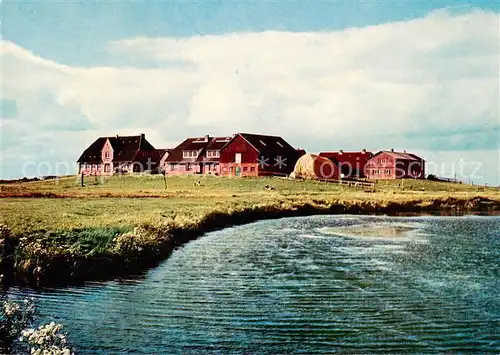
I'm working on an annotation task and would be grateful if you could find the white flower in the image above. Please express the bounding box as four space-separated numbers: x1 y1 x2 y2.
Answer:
3 300 21 316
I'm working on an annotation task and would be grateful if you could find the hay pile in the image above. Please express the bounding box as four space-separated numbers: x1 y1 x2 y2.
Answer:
291 154 339 180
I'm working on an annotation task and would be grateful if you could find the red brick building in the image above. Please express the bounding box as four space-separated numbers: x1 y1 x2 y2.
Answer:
163 135 232 175
319 149 373 178
77 134 160 175
219 133 302 177
365 150 425 179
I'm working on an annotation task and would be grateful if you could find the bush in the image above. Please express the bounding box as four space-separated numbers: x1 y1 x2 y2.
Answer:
0 298 36 352
20 322 72 355
0 299 73 354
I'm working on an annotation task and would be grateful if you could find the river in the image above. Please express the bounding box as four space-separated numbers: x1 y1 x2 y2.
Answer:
8 215 500 354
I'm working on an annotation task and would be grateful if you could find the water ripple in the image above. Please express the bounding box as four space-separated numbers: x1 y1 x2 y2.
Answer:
8 215 500 354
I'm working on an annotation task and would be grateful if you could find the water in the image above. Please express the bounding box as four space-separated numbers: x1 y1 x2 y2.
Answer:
8 215 500 354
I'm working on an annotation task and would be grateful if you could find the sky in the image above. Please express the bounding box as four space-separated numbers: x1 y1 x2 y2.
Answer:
1 0 499 184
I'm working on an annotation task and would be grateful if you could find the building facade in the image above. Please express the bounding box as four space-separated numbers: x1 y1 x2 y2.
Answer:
77 134 160 175
319 150 373 178
219 133 303 177
365 150 425 179
163 135 232 175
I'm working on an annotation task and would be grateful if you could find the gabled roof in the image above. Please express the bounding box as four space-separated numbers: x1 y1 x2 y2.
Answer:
206 136 232 151
370 150 424 161
77 134 157 163
157 148 172 160
319 151 373 166
223 133 299 158
110 135 155 162
77 137 108 164
166 136 232 163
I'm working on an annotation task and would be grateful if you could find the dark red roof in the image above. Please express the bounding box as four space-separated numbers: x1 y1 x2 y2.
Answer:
319 151 373 167
206 137 232 150
370 150 424 162
77 134 158 163
226 133 299 158
157 149 172 159
77 137 108 164
166 136 232 163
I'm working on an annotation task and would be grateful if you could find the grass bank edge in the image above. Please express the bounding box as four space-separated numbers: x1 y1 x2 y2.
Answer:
3 195 499 287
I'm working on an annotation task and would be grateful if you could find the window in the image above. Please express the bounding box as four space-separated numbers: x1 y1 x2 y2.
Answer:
104 164 110 172
207 150 220 158
105 151 110 159
183 151 198 158
235 153 242 163
250 167 256 172
243 167 248 172
229 167 233 172
92 164 97 170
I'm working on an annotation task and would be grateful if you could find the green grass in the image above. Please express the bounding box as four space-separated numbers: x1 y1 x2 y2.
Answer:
1 174 498 234
1 174 498 285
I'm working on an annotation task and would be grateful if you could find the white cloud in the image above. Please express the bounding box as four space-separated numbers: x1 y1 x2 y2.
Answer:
1 8 499 183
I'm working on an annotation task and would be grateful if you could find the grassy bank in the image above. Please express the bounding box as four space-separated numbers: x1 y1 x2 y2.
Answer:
0 175 499 286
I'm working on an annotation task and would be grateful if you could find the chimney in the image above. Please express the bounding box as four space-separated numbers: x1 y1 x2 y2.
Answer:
116 134 119 138
404 149 407 153
339 149 344 154
391 148 394 152
205 134 210 142
140 133 145 140
362 149 366 153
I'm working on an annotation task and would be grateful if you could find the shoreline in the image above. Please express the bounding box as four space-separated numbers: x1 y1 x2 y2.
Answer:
1 196 499 288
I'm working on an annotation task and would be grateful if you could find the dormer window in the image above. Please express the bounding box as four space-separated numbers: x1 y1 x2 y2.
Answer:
207 150 220 158
183 151 198 158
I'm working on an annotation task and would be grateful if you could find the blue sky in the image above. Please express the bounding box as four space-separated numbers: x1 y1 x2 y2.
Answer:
4 0 498 66
2 0 499 183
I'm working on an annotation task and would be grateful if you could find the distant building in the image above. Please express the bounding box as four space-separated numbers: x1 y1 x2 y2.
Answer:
164 135 232 175
219 133 302 177
77 134 160 175
319 149 373 178
365 150 425 179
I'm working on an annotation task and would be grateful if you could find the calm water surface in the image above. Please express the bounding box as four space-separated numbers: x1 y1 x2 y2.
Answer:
9 215 500 354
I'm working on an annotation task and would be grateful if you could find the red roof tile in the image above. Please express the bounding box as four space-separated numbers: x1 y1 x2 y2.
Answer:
166 136 232 163
77 134 158 163
319 151 373 167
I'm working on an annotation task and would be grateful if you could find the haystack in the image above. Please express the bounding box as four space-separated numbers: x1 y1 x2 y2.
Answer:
292 154 339 180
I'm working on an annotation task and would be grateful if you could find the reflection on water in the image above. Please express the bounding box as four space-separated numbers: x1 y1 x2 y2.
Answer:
8 215 500 354
321 221 430 242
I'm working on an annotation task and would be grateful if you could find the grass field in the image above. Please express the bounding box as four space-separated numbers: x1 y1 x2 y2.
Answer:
0 174 498 286
1 174 498 233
